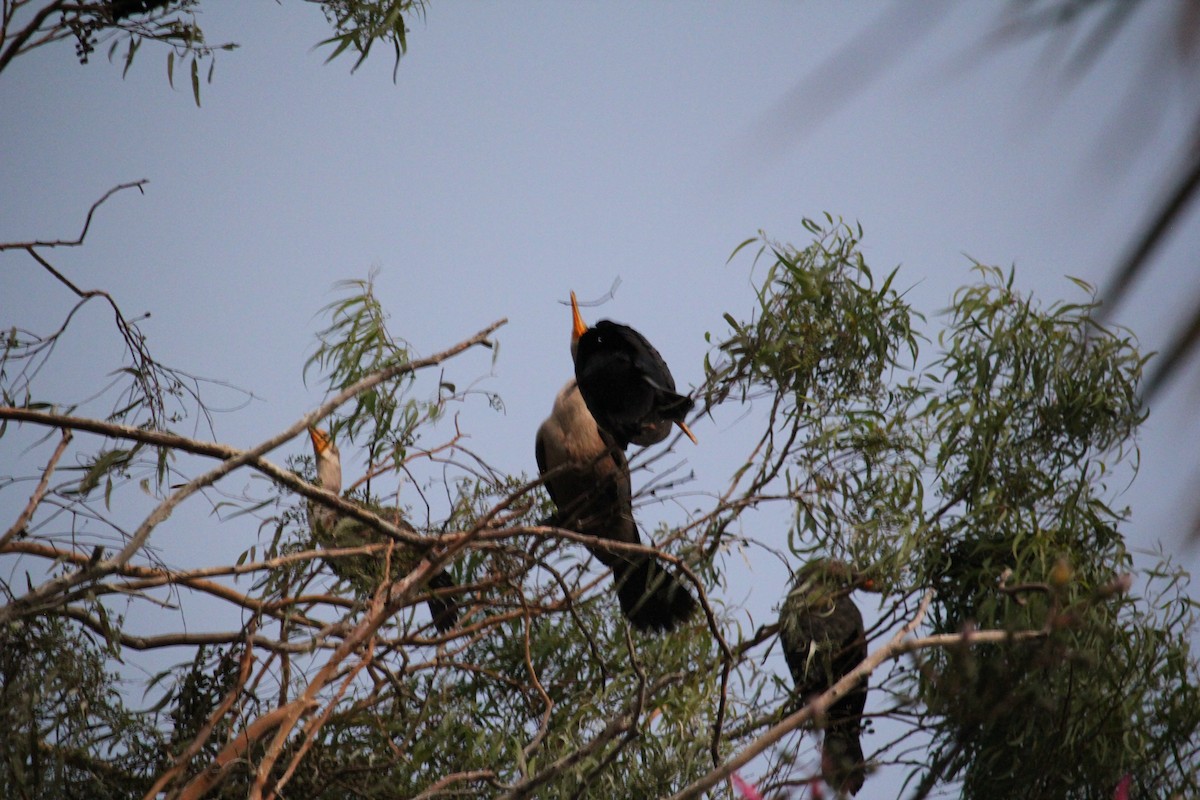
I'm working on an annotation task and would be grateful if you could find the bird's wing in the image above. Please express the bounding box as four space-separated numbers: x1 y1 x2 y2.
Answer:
622 327 678 393
780 595 854 692
534 425 560 507
535 427 548 475
596 425 622 454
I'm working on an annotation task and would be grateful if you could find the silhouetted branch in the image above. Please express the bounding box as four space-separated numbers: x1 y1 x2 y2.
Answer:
0 180 148 251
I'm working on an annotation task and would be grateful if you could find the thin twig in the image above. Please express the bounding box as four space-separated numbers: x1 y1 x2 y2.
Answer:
0 428 71 547
0 180 147 251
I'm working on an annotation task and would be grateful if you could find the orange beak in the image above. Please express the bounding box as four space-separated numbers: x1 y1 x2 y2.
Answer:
570 291 588 342
677 420 698 445
308 426 330 454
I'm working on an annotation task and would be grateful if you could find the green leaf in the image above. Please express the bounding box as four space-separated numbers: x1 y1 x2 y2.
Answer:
190 57 200 107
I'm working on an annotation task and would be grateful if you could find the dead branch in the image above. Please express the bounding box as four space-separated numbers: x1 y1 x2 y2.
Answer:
0 428 71 547
0 180 148 251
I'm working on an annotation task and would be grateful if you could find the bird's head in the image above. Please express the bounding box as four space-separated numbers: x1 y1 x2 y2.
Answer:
791 558 875 602
308 426 337 457
308 426 342 492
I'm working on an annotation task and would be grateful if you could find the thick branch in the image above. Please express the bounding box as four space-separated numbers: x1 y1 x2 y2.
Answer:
409 770 499 800
249 547 438 800
55 605 323 654
174 699 316 800
0 0 67 75
0 409 426 547
2 539 335 627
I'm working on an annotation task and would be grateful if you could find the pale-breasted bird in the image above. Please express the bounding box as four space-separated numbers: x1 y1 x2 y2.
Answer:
308 427 459 633
535 380 696 632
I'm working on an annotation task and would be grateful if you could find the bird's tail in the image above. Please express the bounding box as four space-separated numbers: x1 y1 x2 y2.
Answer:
426 569 460 634
612 556 697 633
821 720 866 796
658 388 695 421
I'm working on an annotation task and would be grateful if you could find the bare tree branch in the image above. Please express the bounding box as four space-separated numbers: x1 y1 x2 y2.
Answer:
0 427 70 547
0 180 148 251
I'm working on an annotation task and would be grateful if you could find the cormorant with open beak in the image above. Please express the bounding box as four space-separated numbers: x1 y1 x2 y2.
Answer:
778 559 871 796
536 380 697 632
308 427 459 633
570 291 698 449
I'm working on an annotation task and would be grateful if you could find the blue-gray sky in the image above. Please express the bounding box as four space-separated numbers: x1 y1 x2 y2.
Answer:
2 1 1198 794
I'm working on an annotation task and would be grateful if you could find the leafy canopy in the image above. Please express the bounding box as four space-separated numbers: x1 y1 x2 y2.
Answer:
3 212 1197 798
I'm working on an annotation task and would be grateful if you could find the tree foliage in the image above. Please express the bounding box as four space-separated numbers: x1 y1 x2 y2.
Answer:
4 204 1197 798
0 1 424 102
2 7 1199 799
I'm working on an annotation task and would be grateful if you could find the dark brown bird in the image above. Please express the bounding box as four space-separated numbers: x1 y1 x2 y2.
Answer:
536 380 696 632
778 559 871 795
570 291 698 449
308 427 459 633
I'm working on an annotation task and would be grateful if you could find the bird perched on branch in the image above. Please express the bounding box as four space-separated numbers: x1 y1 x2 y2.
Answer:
778 559 872 796
536 380 697 632
307 427 459 633
570 291 697 449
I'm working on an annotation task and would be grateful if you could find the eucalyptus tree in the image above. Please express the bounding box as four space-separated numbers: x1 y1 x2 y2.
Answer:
2 3 1198 797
